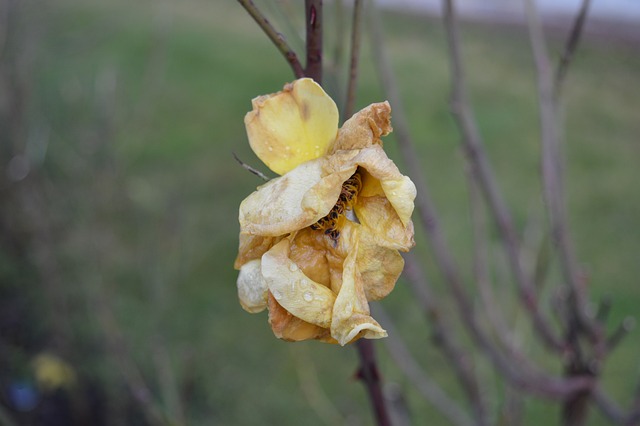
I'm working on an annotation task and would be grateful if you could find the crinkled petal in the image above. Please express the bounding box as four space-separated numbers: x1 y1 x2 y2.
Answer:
267 293 332 342
355 195 415 251
352 145 417 227
332 102 392 152
330 227 387 345
244 78 339 175
262 239 336 329
237 259 268 313
289 228 332 287
357 230 405 301
239 157 355 237
234 233 281 269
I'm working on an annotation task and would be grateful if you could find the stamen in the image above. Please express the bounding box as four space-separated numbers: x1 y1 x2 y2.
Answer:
308 170 362 242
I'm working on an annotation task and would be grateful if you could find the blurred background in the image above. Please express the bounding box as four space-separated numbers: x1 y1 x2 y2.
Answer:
1 0 639 424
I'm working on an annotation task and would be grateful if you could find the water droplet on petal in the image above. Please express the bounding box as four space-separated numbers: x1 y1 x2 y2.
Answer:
272 290 283 300
289 263 298 272
300 279 309 288
303 292 313 302
268 146 273 152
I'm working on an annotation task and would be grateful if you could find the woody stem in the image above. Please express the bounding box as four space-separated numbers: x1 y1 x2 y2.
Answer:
356 339 392 426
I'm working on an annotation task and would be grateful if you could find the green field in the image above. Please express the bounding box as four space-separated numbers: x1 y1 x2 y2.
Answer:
1 0 639 424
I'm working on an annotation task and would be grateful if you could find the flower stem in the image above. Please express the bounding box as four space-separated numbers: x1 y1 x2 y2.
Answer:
355 339 392 426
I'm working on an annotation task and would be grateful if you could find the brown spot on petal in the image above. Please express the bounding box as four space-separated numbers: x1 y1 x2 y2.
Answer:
300 100 310 121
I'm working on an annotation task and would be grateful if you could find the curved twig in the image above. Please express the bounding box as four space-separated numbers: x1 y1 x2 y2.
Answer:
374 305 474 426
237 0 305 78
554 0 592 98
442 0 565 353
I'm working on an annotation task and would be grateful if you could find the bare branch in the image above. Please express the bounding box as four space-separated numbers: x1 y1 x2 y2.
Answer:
605 316 636 353
593 387 627 424
369 10 490 423
290 346 345 426
370 0 591 405
343 0 363 120
554 0 592 98
232 152 270 181
305 0 323 82
441 0 565 352
402 253 489 424
237 0 305 78
355 339 393 426
374 305 474 426
523 0 600 344
467 167 516 350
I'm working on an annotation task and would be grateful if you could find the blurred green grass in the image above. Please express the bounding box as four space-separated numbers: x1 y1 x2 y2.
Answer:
2 0 639 424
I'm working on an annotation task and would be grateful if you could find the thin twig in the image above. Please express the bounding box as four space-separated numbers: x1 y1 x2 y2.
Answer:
467 165 517 350
442 0 565 353
237 0 305 78
290 346 345 426
343 0 363 120
402 252 488 424
355 339 392 426
524 0 600 345
369 9 490 423
305 0 323 82
372 0 594 402
374 305 474 426
605 316 636 353
233 152 270 181
592 386 627 424
554 0 592 98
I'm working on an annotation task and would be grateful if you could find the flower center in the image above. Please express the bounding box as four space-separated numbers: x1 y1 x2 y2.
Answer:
310 170 362 241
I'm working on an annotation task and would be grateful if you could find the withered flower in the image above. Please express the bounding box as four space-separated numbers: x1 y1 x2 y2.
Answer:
235 78 415 345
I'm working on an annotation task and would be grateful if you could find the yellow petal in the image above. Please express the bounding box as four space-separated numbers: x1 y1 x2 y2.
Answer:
261 239 336 329
332 101 392 152
237 259 268 313
239 157 355 237
355 195 415 251
245 78 339 175
353 145 417 227
330 227 387 345
234 233 281 269
357 229 405 301
267 293 332 342
289 228 332 287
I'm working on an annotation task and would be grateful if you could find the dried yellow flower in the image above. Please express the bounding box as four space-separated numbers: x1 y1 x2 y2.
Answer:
235 78 416 345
